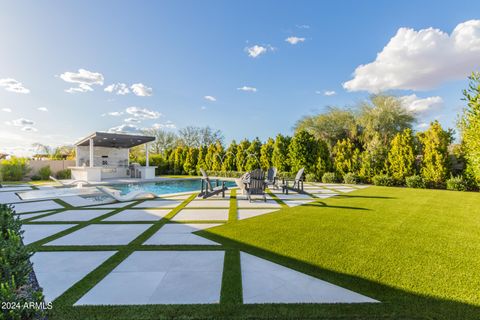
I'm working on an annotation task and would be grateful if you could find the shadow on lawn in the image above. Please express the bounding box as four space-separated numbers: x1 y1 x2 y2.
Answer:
194 230 480 320
300 201 370 211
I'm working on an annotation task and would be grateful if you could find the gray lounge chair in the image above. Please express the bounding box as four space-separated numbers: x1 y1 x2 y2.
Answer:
245 169 267 202
198 168 228 199
50 176 91 187
282 168 305 194
265 167 278 189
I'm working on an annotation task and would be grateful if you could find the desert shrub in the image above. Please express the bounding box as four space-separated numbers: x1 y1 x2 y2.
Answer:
305 173 317 182
0 157 30 181
38 166 52 180
372 174 395 186
405 175 425 188
343 172 359 184
446 176 468 191
56 169 71 180
322 172 338 183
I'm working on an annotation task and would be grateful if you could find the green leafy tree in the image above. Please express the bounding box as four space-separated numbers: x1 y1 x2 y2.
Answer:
260 138 275 170
418 121 453 187
211 140 224 171
288 130 319 174
221 140 237 171
271 134 291 172
459 72 480 184
183 147 199 175
244 138 262 171
172 146 186 174
358 94 415 145
235 139 250 172
295 107 358 148
358 133 388 181
387 128 416 182
332 138 360 176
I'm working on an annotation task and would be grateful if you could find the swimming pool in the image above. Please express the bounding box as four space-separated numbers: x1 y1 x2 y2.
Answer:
110 179 237 196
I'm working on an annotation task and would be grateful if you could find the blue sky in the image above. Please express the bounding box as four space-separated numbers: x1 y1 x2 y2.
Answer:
1 0 480 155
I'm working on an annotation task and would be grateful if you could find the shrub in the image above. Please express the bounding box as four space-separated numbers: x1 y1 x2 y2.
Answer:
38 166 52 180
405 175 425 189
30 175 41 181
0 157 30 181
56 169 71 179
372 174 395 186
305 173 317 182
446 176 468 191
343 173 359 184
322 172 337 183
0 204 46 319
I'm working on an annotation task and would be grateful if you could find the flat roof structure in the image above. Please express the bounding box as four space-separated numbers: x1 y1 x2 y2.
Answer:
75 132 155 149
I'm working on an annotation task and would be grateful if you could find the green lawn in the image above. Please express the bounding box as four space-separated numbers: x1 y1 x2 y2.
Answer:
198 186 480 319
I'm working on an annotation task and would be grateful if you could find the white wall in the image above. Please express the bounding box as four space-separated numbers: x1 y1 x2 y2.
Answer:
76 146 129 168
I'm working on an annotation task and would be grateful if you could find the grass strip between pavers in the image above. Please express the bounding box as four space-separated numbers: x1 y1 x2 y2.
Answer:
265 189 288 208
228 189 237 222
52 193 197 306
220 249 243 304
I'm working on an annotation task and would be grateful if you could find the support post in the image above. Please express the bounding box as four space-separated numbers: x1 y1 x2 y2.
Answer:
75 146 79 166
145 143 149 167
89 138 94 168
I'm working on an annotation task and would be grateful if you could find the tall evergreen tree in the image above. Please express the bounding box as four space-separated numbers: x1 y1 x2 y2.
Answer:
222 140 237 171
288 130 319 174
236 139 250 172
260 138 275 170
211 140 224 171
183 147 199 175
196 146 207 173
359 133 388 180
387 128 416 182
244 138 262 171
272 134 291 172
460 72 480 184
315 139 331 179
418 121 453 187
332 138 360 176
204 144 217 170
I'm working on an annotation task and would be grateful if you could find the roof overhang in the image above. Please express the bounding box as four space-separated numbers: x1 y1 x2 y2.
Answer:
74 132 155 148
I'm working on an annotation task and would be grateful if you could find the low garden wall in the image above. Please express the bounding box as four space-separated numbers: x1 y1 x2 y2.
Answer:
27 160 75 177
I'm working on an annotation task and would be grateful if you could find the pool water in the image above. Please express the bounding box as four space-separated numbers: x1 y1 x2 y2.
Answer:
111 179 236 196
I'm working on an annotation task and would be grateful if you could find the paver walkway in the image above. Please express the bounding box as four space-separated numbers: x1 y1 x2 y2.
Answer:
2 182 378 306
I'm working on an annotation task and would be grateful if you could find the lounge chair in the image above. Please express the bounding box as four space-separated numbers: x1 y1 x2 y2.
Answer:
265 167 278 189
281 168 305 194
198 168 228 199
245 169 267 202
50 176 91 187
96 186 156 202
234 172 251 195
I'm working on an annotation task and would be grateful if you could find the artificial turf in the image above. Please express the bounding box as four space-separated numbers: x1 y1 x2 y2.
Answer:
199 186 480 319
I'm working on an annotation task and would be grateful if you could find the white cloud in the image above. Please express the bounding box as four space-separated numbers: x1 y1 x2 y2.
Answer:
245 45 274 58
237 86 257 92
400 94 444 114
125 106 161 119
323 90 336 96
130 83 153 97
285 36 305 45
343 20 480 92
1 108 12 112
8 118 35 127
204 95 217 102
21 126 38 132
37 107 48 112
105 83 130 95
152 121 176 129
60 69 104 93
124 117 141 123
103 111 124 117
108 124 139 134
0 78 30 94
